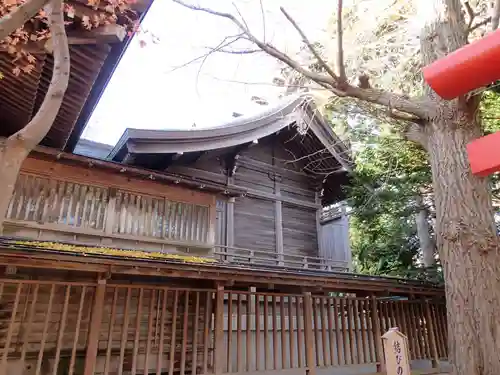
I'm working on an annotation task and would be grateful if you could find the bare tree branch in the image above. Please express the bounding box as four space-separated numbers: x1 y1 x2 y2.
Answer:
232 2 250 33
403 122 428 150
492 0 500 31
464 1 475 30
166 33 244 74
336 0 347 83
259 0 266 41
172 0 436 120
469 17 492 33
12 0 70 148
279 7 339 82
0 0 49 42
171 0 338 85
218 48 261 54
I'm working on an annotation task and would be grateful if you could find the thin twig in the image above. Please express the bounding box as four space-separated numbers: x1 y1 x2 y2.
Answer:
172 0 341 88
280 7 339 82
216 48 261 54
165 33 243 74
469 17 491 33
336 0 347 83
171 0 435 120
259 0 266 41
464 1 475 30
232 2 250 33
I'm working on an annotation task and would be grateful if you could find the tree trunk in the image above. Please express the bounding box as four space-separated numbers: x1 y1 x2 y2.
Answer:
415 194 436 268
0 0 69 234
0 139 31 232
427 117 500 375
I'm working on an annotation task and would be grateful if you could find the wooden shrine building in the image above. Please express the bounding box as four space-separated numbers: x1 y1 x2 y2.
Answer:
0 13 448 374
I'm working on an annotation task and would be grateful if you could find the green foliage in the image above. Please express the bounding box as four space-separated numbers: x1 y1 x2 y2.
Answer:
346 123 435 280
344 90 500 283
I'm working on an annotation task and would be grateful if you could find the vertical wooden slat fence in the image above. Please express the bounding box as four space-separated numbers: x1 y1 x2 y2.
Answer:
0 279 447 375
218 292 448 374
0 280 216 375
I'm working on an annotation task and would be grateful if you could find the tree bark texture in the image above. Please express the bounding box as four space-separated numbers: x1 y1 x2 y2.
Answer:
427 117 500 375
419 2 500 374
0 140 31 231
415 194 436 268
0 0 69 233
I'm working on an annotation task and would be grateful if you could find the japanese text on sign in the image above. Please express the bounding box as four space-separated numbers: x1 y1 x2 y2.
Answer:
382 328 410 375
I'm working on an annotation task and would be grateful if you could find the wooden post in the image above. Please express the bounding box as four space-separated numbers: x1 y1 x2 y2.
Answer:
83 278 107 375
249 286 256 314
425 300 440 368
208 204 217 244
225 197 235 262
314 191 323 263
371 296 385 373
303 292 316 375
214 284 225 375
275 200 284 266
104 188 117 234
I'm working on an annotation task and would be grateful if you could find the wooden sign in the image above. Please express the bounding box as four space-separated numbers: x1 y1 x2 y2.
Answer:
382 327 411 375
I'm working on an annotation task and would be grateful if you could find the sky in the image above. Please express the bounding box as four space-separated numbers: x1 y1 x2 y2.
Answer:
81 0 335 146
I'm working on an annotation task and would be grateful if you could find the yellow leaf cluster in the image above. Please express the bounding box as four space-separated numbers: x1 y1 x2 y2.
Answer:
13 240 217 264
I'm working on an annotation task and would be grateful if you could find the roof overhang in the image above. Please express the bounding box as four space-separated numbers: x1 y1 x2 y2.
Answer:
105 95 353 204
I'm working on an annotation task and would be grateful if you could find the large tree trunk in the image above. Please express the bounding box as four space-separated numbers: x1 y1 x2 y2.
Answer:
0 0 69 233
420 2 500 373
0 139 32 230
427 117 500 375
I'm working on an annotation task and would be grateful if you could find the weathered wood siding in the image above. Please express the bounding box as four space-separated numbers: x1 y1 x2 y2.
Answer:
168 136 322 263
319 206 351 270
234 197 276 254
282 204 318 259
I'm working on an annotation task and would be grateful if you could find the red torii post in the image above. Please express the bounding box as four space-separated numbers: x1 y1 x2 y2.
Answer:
423 29 500 176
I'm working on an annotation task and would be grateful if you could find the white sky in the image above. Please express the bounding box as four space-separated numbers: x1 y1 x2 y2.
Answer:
81 0 335 146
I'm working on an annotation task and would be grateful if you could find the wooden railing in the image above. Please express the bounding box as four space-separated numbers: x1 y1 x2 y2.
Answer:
214 245 349 272
5 172 348 272
5 173 214 249
217 291 447 374
0 277 447 375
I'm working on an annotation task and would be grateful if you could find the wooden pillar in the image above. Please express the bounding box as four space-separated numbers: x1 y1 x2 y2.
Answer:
314 192 323 267
83 278 107 375
249 286 256 314
226 197 235 262
303 292 316 375
208 204 217 244
274 176 284 266
271 140 284 266
226 197 235 248
275 199 284 265
371 296 385 373
104 188 117 235
425 300 440 368
214 284 225 375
